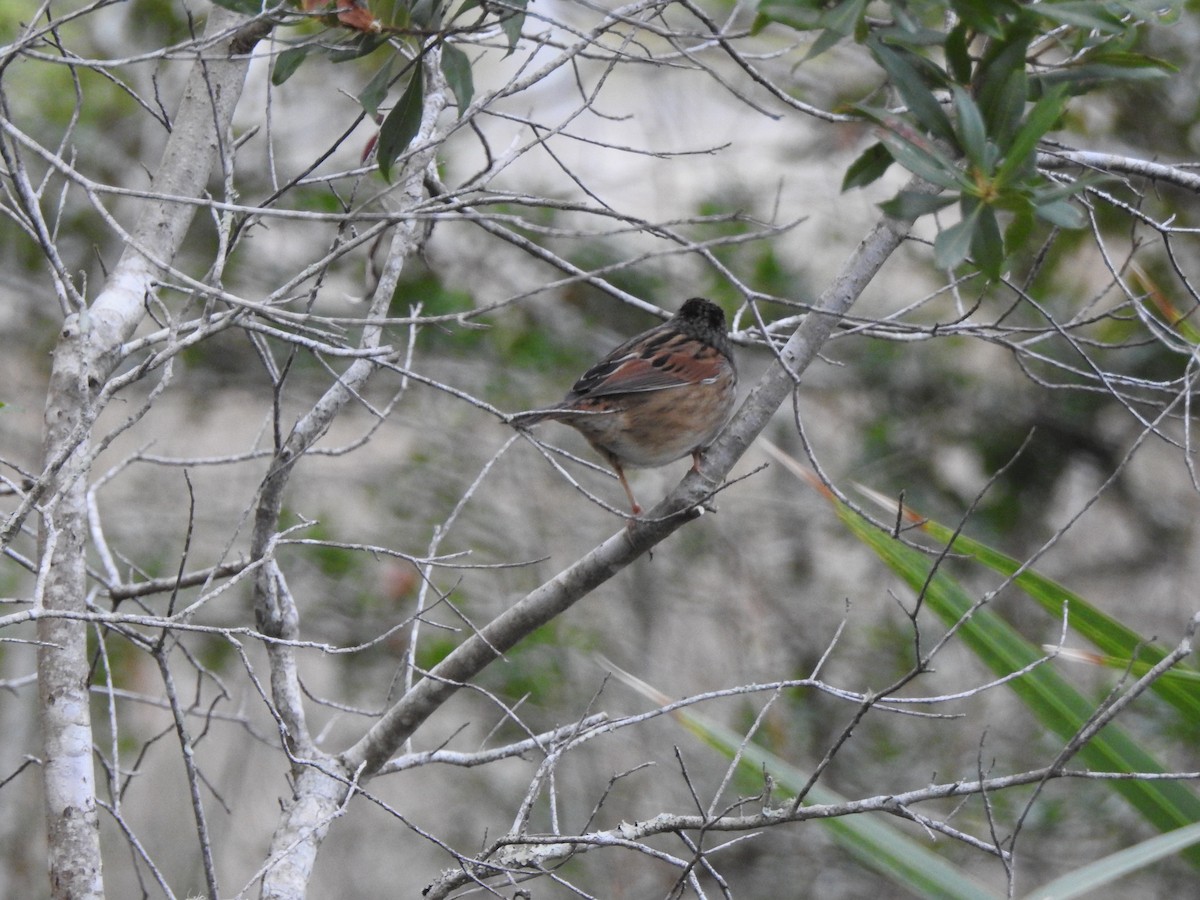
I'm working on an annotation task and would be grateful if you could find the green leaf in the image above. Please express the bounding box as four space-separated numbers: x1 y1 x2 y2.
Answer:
970 205 1004 278
804 24 849 60
753 1 823 34
841 142 894 191
328 33 390 63
1033 62 1172 91
822 491 1200 858
377 68 425 181
975 33 1032 149
950 0 1018 36
440 44 474 118
885 501 1200 731
1031 0 1126 33
611 666 1001 900
868 38 956 145
370 0 406 27
1075 48 1176 73
1056 649 1200 684
1074 49 1178 74
1030 177 1099 204
876 129 966 191
995 86 1067 186
1035 198 1085 229
357 56 396 117
803 0 867 59
499 0 528 56
952 85 988 169
933 204 980 271
271 46 310 86
944 23 972 84
820 0 867 32
873 22 952 48
449 0 482 22
1027 822 1200 900
209 0 263 14
878 190 956 221
410 0 442 29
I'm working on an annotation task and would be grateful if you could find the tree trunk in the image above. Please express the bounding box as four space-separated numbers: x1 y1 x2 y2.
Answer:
35 10 260 897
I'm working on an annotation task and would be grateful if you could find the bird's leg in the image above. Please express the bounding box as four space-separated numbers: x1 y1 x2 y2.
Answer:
690 449 704 472
613 462 642 516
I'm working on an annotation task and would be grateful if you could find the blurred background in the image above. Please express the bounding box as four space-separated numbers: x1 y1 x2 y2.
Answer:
2 0 1200 896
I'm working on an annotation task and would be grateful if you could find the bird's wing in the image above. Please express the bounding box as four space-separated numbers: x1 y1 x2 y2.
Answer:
568 337 721 399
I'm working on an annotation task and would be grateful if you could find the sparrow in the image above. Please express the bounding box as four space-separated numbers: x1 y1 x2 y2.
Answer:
511 297 737 515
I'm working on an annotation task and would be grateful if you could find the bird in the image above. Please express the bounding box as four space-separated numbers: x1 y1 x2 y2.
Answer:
510 297 738 516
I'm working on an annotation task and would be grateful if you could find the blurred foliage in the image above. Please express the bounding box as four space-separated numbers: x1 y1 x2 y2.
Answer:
666 466 1200 887
87 631 145 698
758 0 1181 277
239 0 527 179
306 522 363 579
195 634 239 673
481 621 570 708
838 480 1200 860
414 632 458 671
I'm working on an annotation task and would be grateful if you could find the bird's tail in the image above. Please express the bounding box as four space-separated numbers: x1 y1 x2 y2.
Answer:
508 409 553 426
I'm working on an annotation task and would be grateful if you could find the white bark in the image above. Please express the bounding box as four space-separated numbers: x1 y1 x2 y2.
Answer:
36 9 258 898
256 47 450 900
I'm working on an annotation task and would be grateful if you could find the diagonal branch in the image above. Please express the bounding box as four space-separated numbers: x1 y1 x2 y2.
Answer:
338 188 922 777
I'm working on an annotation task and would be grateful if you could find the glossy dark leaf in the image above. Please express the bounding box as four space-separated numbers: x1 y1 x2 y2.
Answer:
751 0 822 34
804 25 849 60
949 0 1019 35
1033 1 1125 33
952 85 988 169
801 0 866 55
440 43 474 118
821 0 868 34
841 142 894 191
945 23 972 84
410 0 442 28
877 130 967 192
868 38 956 145
995 86 1067 185
970 205 1004 279
1035 198 1085 229
1033 61 1173 92
328 33 390 63
934 204 980 272
1080 49 1179 74
499 0 528 56
449 0 481 22
271 46 310 86
377 67 425 181
358 56 395 116
878 190 956 221
975 33 1032 149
